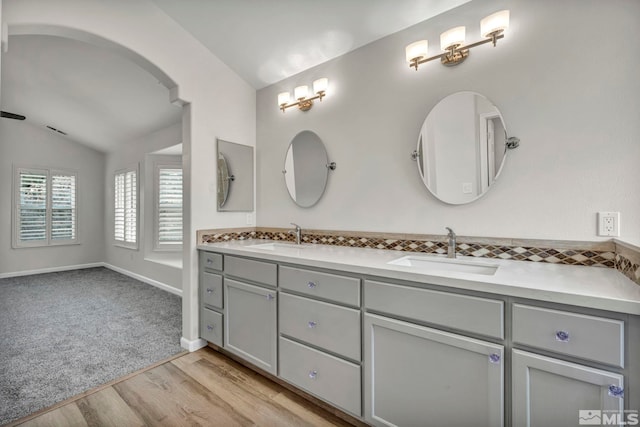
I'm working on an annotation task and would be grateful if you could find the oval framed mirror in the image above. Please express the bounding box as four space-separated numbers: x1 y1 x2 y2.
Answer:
283 130 333 207
415 91 510 205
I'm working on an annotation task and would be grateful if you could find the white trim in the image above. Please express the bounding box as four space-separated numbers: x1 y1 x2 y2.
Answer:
0 262 103 279
102 263 182 297
181 337 207 352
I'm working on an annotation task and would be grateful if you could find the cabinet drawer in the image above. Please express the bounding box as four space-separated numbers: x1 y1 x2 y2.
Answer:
279 266 360 307
200 307 223 347
280 293 361 361
200 272 223 309
279 337 361 416
365 280 504 339
199 251 223 271
512 304 624 367
225 255 277 288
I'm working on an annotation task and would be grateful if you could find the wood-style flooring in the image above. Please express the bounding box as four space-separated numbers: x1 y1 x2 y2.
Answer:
11 347 355 427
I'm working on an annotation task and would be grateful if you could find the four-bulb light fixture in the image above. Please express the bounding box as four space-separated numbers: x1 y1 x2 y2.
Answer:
406 10 510 70
278 78 328 112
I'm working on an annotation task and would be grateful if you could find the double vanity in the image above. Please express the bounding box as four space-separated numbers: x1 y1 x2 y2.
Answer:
197 239 640 426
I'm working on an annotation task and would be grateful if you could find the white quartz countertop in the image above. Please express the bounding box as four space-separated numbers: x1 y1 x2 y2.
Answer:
197 240 640 315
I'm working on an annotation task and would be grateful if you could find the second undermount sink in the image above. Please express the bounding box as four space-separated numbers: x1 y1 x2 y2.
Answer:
247 242 306 252
388 255 499 276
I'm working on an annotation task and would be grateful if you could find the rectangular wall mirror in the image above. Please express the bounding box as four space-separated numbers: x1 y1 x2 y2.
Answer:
217 139 254 212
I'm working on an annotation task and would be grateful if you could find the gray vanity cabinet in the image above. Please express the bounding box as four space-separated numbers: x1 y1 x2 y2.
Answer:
512 350 624 427
511 304 627 427
199 251 224 346
197 248 638 427
224 278 278 375
364 313 504 427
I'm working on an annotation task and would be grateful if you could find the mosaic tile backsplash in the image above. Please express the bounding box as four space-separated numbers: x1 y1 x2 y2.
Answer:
199 227 640 285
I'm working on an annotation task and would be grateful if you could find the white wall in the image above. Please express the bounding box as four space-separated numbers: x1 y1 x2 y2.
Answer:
2 0 256 345
0 119 105 274
105 123 182 291
256 0 640 246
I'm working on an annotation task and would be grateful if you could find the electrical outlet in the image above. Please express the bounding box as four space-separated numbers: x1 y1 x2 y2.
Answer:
246 213 254 225
597 212 620 237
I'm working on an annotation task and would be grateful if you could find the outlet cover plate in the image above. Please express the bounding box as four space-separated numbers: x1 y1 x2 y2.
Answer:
598 212 620 237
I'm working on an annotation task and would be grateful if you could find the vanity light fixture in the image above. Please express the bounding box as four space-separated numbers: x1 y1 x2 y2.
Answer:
406 10 509 70
278 78 328 112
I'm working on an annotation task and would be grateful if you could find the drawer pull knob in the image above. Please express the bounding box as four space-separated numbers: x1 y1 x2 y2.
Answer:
555 330 570 342
307 281 317 289
266 294 275 301
308 321 318 329
488 353 501 364
206 288 214 294
308 370 318 380
608 385 624 398
206 258 213 265
207 324 215 331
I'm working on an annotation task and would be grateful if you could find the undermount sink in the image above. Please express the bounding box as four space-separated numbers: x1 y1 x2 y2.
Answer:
388 255 499 276
247 242 306 251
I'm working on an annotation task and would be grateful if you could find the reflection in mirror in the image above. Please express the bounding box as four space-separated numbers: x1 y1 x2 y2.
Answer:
283 130 332 208
416 91 508 204
217 152 232 207
217 139 254 211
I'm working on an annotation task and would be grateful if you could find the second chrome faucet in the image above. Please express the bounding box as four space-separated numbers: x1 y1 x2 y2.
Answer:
289 223 302 245
445 227 456 259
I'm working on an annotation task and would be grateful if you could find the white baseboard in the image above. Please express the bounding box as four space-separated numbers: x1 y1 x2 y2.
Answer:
181 337 207 352
102 263 182 297
0 262 103 279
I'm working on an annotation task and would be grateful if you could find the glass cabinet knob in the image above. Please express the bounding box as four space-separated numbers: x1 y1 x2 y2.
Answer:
308 370 318 380
608 385 624 398
206 288 214 294
207 324 215 331
555 330 570 343
307 281 317 289
308 321 318 328
488 353 501 364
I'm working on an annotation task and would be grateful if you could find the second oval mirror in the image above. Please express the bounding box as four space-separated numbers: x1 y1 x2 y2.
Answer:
283 130 332 208
416 92 508 205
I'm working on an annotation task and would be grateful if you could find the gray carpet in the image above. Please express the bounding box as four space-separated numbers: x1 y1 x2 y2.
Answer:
0 267 183 425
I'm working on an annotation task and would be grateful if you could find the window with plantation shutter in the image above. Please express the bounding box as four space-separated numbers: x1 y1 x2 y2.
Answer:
51 174 76 240
156 166 183 248
114 168 137 248
13 167 77 248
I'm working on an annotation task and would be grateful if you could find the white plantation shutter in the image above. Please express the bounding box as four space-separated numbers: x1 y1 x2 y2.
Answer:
51 174 76 240
157 167 183 245
114 169 137 246
114 173 125 241
18 170 47 243
14 168 77 247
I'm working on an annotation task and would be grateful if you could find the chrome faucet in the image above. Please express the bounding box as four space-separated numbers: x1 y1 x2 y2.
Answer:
289 223 302 245
445 227 456 259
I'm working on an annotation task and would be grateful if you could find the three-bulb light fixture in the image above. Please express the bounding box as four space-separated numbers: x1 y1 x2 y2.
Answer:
278 78 328 112
406 10 510 70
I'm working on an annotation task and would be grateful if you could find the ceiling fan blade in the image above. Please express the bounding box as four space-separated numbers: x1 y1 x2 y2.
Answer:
1 111 26 120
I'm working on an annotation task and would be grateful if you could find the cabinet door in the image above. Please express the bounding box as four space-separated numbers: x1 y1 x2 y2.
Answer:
224 278 277 374
512 349 624 427
364 313 504 427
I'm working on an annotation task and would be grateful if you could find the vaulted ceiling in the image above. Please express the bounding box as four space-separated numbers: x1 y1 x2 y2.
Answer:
0 0 469 152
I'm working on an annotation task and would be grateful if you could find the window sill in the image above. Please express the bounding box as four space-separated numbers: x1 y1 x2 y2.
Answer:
113 243 139 251
144 257 182 269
